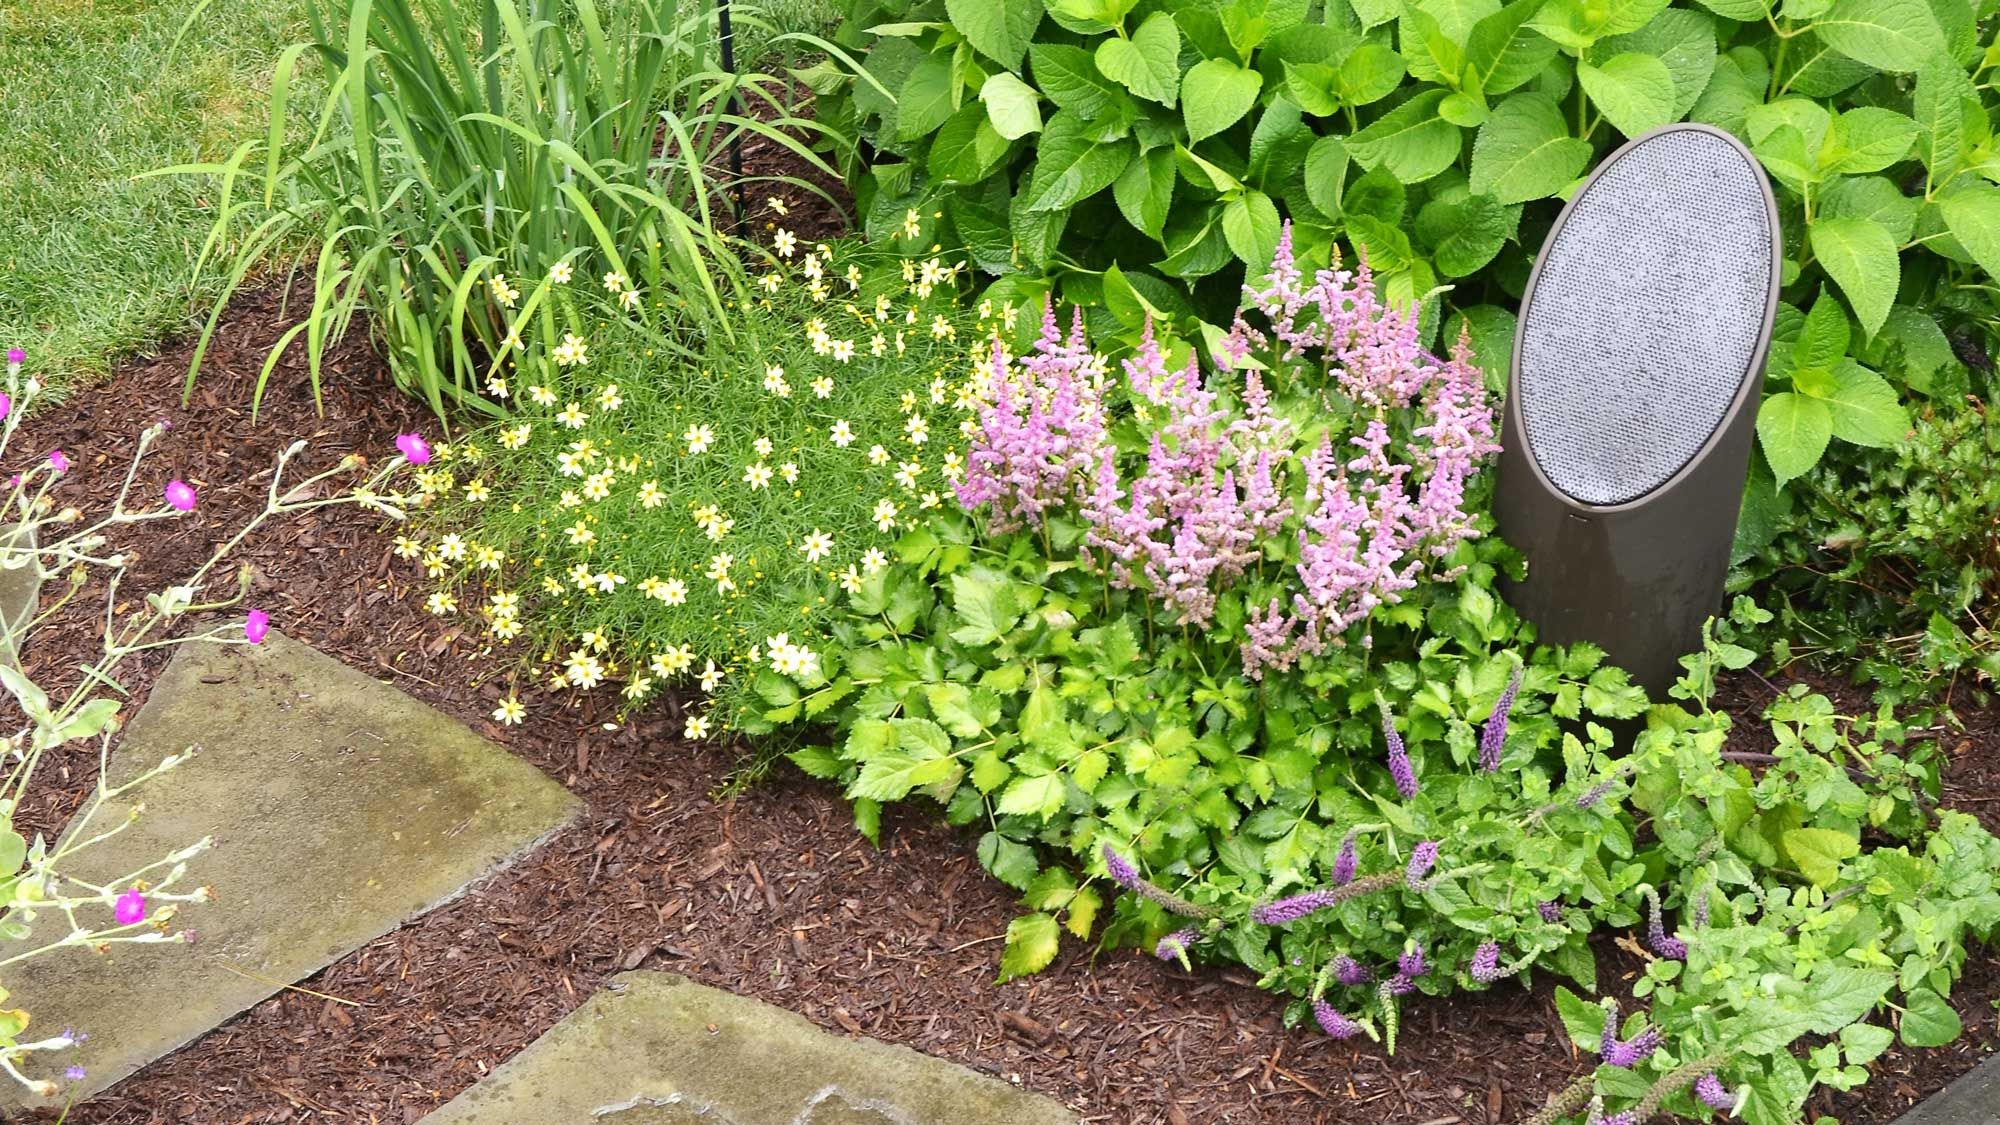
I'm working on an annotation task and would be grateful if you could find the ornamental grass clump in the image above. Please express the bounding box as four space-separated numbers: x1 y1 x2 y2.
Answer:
0 348 415 1096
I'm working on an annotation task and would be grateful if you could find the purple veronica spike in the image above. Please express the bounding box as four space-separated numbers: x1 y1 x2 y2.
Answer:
1577 778 1618 809
1332 831 1358 886
1693 888 1711 929
1603 1025 1663 1068
1470 941 1503 983
1646 888 1688 961
1251 888 1339 926
1600 1000 1621 1059
1695 1073 1734 1112
1387 940 1428 993
1312 999 1362 1039
1538 900 1563 924
1380 698 1418 800
1479 663 1523 772
1155 927 1199 963
1102 845 1140 890
1405 840 1439 889
1333 955 1372 986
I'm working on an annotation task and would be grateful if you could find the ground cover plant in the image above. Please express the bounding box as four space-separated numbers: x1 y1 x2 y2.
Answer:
178 0 852 416
0 0 303 386
0 346 414 1097
395 232 981 726
810 0 2000 555
713 240 2000 1124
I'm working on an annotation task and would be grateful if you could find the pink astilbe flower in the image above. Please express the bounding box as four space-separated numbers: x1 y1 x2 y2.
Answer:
958 312 1115 532
164 480 197 511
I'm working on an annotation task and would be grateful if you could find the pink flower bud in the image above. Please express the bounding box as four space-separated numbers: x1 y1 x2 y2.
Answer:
244 610 270 644
164 480 197 511
5 348 22 366
48 449 68 474
395 432 432 465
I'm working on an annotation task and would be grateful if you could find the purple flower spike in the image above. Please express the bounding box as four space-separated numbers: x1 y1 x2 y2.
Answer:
1577 778 1617 809
1470 940 1504 983
1380 698 1418 800
1332 831 1358 886
1406 840 1440 889
1696 1073 1734 1112
1389 940 1428 994
1102 844 1140 890
1603 1025 1663 1069
1312 999 1362 1040
1538 900 1563 924
1333 955 1372 986
113 888 146 926
1646 888 1688 961
64 1066 86 1083
1479 663 1523 772
1155 927 1199 963
1251 888 1339 926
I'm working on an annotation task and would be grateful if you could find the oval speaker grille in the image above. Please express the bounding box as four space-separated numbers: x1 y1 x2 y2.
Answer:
1517 127 1775 507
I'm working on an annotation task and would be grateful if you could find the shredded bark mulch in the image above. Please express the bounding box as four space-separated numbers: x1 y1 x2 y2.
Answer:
3 285 1994 1124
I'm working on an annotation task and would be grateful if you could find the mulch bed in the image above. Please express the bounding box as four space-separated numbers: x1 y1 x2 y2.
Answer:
3 283 1993 1124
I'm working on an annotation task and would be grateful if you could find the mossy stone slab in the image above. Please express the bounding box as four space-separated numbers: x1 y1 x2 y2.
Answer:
1 629 581 1108
420 972 1077 1125
1894 1052 2000 1124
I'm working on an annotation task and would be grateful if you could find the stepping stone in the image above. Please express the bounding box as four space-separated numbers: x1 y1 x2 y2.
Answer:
1894 1051 2000 1124
1 629 581 1108
420 971 1077 1125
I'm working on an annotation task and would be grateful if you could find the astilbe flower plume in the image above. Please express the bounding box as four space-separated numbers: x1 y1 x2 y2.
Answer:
1479 663 1523 772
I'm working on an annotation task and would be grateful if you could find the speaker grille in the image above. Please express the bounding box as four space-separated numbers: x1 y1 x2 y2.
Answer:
1517 128 1774 506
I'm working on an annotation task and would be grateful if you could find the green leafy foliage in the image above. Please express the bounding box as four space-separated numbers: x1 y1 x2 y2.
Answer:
814 0 1999 487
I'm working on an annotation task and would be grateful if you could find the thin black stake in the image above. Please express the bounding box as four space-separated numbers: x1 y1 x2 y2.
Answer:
717 0 747 228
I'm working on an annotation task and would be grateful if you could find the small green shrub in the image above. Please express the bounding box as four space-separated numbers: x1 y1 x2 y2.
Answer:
395 233 980 721
172 0 848 415
810 0 2000 492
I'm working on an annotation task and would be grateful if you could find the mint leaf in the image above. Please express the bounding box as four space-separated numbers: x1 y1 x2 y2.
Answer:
1782 826 1860 886
1899 987 1963 1047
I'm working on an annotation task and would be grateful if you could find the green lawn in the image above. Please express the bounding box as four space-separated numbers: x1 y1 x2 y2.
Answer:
0 0 305 385
0 0 841 388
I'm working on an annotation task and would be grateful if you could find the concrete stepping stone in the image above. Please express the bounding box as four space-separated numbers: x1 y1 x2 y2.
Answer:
1 629 581 1108
420 971 1077 1125
1894 1051 2000 1124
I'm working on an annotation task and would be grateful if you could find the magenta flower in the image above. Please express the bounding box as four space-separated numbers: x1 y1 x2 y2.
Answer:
5 347 22 366
244 610 270 644
0 393 11 421
164 480 197 511
395 432 433 465
113 888 146 925
48 449 68 474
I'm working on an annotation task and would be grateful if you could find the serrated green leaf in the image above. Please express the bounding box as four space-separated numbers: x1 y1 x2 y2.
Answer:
1096 12 1181 107
1823 108 1918 175
1757 391 1833 485
980 72 1044 140
1940 190 2000 284
1823 362 1908 447
979 831 1041 889
1339 43 1408 106
1222 189 1282 267
1602 8 1715 119
998 911 1063 979
1578 52 1676 138
1183 59 1263 142
1814 0 1944 73
1913 55 1979 188
1030 42 1122 116
998 772 1067 818
1304 135 1350 218
948 0 1044 70
1782 826 1860 886
1554 986 1608 1050
1415 191 1520 276
1469 92 1593 203
1899 987 1963 1047
1465 0 1560 96
895 55 957 142
1113 145 1175 240
1810 216 1898 338
1348 89 1461 183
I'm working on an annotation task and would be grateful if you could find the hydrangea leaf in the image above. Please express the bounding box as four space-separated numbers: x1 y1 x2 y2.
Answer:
1183 59 1263 143
1757 391 1833 485
1810 216 1899 338
947 0 1044 70
1821 362 1908 447
1348 89 1462 183
1095 12 1181 107
1814 0 1945 73
1469 92 1592 203
980 72 1044 140
1940 189 2000 284
1577 52 1677 138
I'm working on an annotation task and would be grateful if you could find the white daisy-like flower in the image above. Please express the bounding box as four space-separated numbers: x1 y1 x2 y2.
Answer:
493 697 527 725
800 529 834 562
861 547 889 573
684 424 715 455
829 420 855 447
548 260 574 284
743 462 774 490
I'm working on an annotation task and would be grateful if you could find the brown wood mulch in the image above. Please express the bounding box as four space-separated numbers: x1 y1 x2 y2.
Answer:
0 282 1992 1125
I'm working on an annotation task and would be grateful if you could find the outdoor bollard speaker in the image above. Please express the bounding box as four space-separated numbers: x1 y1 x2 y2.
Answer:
1494 123 1781 697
